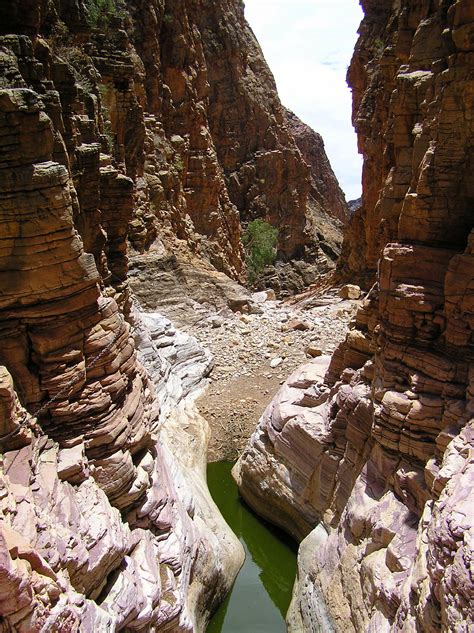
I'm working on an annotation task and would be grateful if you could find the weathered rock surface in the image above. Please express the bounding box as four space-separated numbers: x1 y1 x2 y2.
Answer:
0 13 243 629
236 1 474 631
128 0 348 291
0 312 243 631
0 0 349 307
285 110 348 224
339 0 473 288
20 0 346 287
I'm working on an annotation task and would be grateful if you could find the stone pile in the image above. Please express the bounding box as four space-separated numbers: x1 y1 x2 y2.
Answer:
177 287 360 461
191 290 358 385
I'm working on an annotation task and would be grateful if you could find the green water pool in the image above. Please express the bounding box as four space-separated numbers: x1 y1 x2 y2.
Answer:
206 461 297 633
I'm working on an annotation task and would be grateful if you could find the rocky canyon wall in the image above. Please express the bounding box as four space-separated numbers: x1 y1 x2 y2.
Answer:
0 2 254 629
0 0 347 303
235 0 473 631
0 80 242 629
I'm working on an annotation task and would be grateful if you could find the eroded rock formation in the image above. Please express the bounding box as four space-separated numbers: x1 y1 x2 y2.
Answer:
0 7 245 629
0 0 354 627
285 109 349 227
235 1 474 630
0 310 243 630
0 0 347 303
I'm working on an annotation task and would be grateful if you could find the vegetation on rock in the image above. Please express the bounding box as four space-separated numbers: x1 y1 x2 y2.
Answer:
242 219 278 284
84 0 125 28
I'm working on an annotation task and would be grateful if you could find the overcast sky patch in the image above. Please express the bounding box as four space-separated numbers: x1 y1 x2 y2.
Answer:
244 0 364 201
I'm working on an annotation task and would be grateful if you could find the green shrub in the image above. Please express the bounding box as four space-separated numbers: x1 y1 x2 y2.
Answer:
59 46 96 94
372 37 384 57
173 156 185 172
45 19 70 47
242 219 278 284
84 0 125 29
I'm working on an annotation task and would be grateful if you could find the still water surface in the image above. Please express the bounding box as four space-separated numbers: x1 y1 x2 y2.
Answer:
206 461 297 633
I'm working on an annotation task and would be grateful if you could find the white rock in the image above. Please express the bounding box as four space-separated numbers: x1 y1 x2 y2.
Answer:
211 316 224 328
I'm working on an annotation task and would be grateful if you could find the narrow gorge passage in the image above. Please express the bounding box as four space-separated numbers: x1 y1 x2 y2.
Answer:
178 287 358 631
2 0 472 629
184 289 360 462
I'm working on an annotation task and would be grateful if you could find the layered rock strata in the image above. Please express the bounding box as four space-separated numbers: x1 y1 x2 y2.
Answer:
186 3 312 262
285 108 349 225
1 0 348 294
0 312 243 631
339 0 473 288
0 20 243 630
278 109 349 293
235 1 474 630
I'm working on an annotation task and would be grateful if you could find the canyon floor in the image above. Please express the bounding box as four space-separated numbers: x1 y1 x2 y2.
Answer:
143 284 361 461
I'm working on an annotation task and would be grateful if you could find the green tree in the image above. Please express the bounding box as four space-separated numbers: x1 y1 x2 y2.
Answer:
242 219 278 284
84 0 124 28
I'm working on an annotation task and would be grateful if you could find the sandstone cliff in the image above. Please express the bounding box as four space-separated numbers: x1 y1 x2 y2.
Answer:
0 0 350 625
0 3 249 629
0 81 243 629
0 0 347 304
235 0 474 630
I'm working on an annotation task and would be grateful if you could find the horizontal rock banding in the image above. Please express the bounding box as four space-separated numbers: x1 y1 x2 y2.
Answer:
236 0 474 630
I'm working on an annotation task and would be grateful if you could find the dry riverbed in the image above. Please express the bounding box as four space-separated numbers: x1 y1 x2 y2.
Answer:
188 288 360 460
137 274 361 461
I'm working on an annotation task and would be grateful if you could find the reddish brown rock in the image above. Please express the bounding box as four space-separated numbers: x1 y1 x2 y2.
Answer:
285 108 349 230
0 10 243 627
236 1 474 631
128 0 346 285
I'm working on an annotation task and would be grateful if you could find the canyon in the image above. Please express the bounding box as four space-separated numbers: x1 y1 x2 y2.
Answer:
0 0 473 633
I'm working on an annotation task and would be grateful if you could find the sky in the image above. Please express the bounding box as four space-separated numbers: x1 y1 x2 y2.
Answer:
243 0 364 201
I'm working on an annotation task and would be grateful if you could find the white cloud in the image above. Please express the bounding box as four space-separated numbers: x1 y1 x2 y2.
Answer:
244 0 364 201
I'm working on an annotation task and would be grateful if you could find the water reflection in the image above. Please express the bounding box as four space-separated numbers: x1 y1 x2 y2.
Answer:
207 462 297 632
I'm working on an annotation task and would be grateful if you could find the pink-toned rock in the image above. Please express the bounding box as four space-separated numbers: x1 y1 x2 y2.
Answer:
236 3 474 630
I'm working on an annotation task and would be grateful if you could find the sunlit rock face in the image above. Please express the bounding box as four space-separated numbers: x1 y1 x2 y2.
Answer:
235 0 474 631
285 108 349 227
338 0 473 288
126 0 347 294
0 7 245 629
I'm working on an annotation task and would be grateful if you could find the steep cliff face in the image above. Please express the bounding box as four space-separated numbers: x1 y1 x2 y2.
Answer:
0 0 347 302
338 0 473 287
235 1 473 631
0 4 247 629
188 2 312 262
286 109 349 226
285 108 349 266
0 86 241 632
128 0 346 295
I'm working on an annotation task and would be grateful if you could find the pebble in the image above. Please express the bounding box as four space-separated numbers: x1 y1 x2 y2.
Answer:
306 344 323 357
177 290 357 405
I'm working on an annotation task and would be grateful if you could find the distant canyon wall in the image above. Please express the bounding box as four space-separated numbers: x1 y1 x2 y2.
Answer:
2 0 347 290
236 0 473 631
